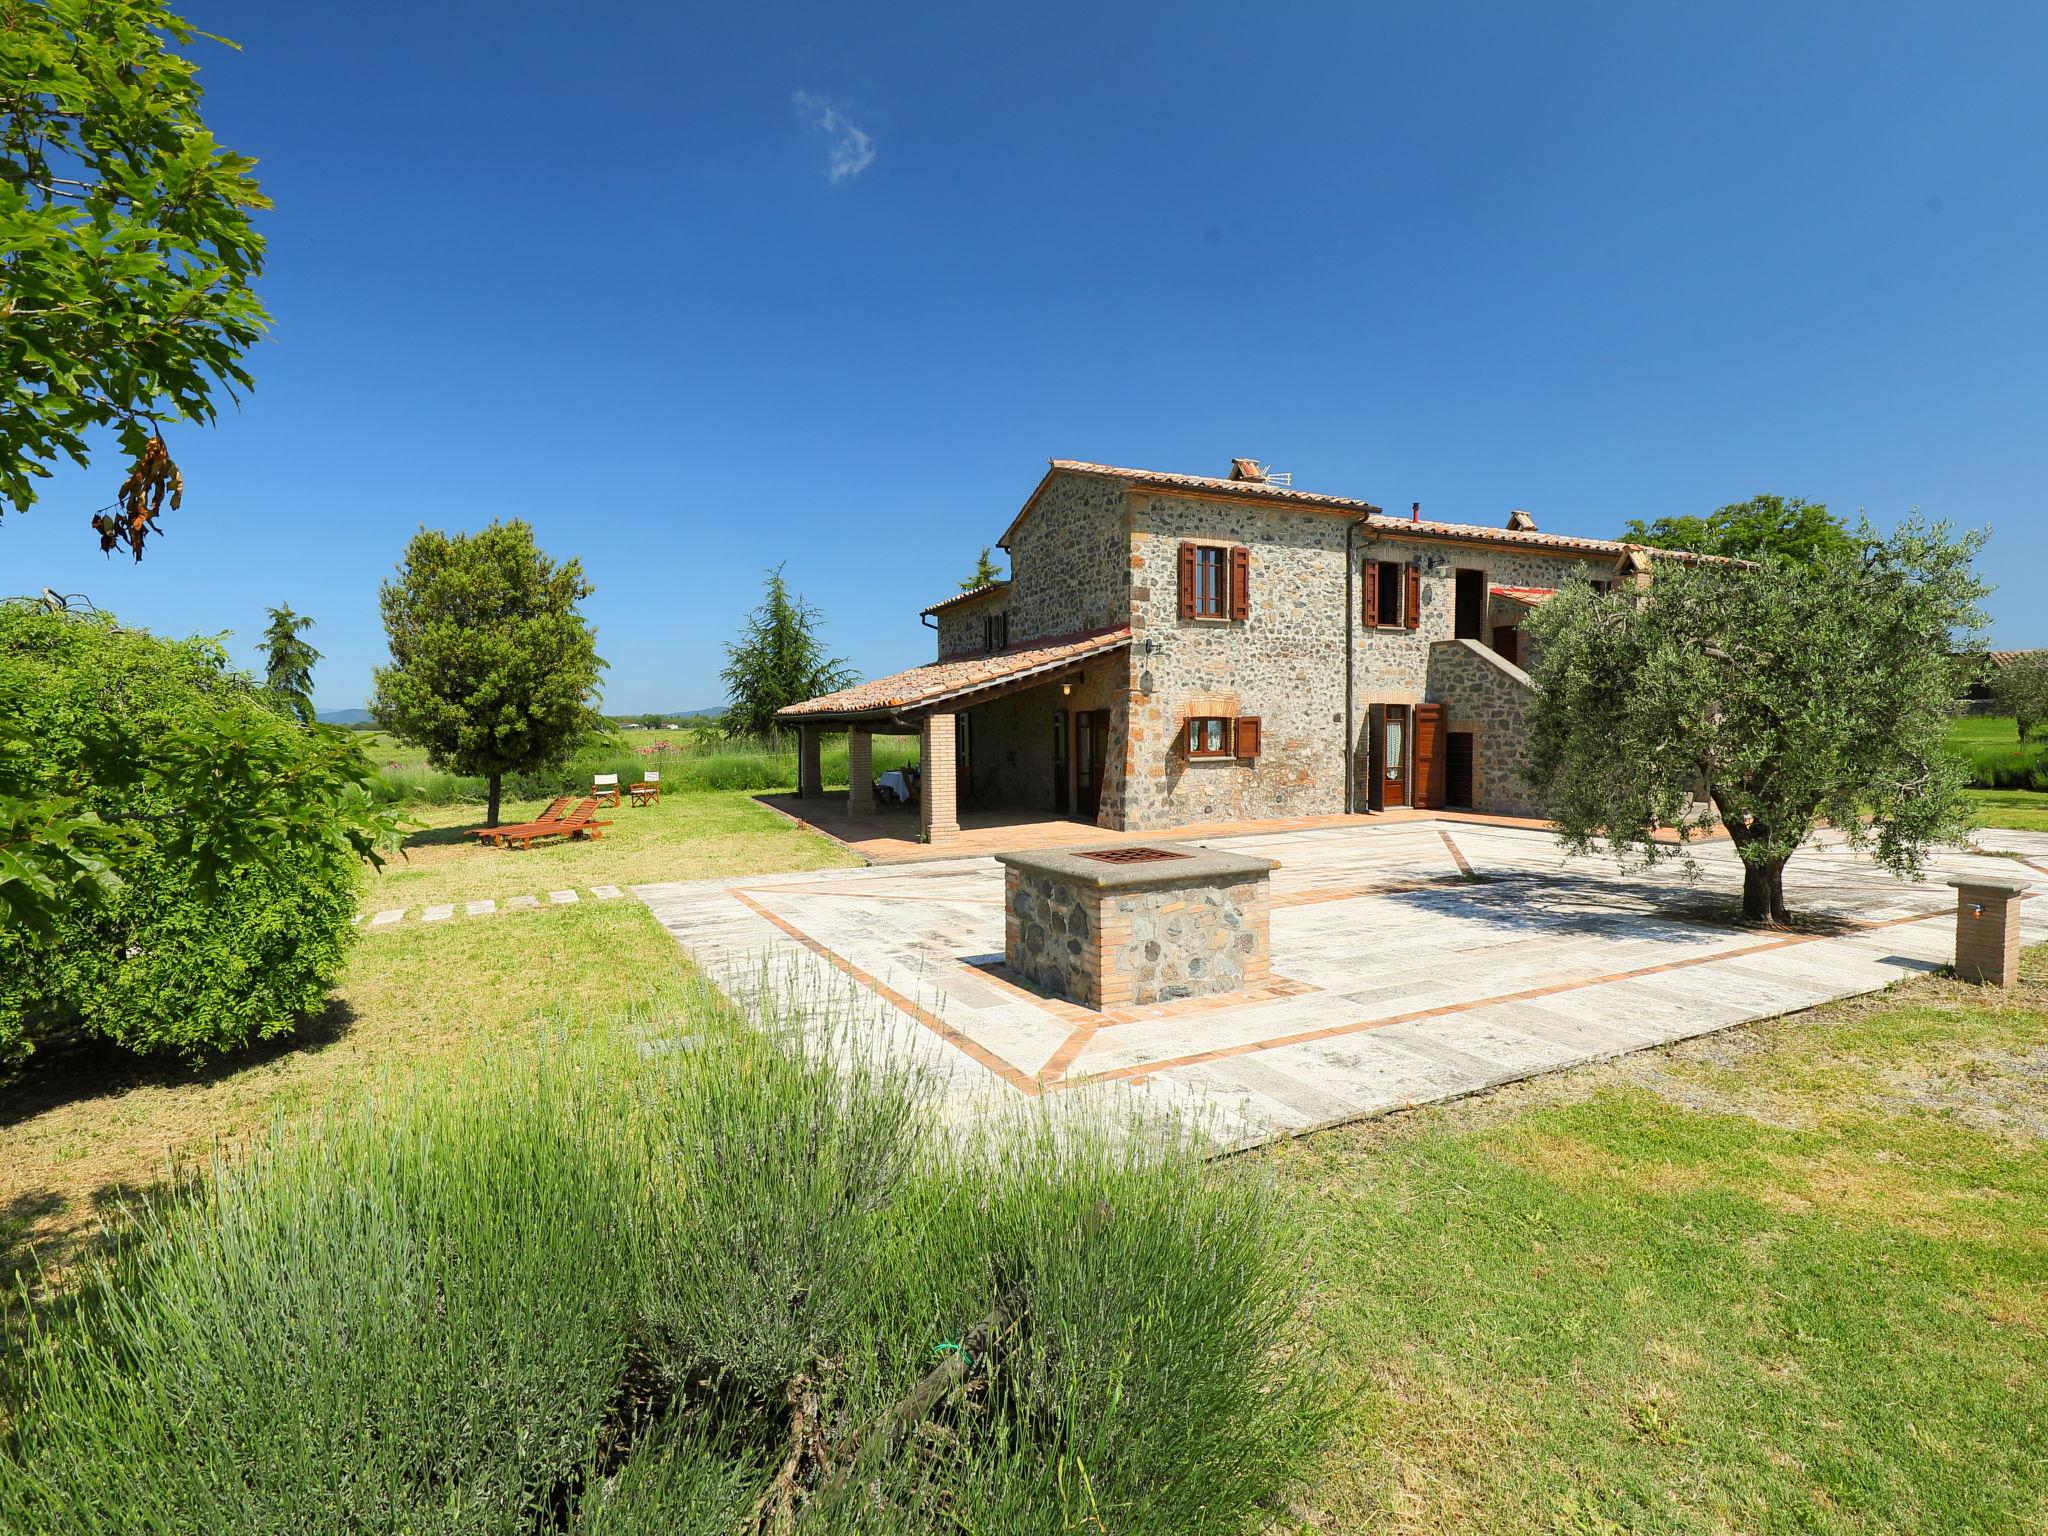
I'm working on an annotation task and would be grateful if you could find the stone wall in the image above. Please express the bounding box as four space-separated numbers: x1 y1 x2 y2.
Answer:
1122 494 1352 827
1101 877 1270 1003
934 588 1009 659
1001 852 1273 1008
1003 472 1132 644
1426 638 1544 817
1119 494 1615 827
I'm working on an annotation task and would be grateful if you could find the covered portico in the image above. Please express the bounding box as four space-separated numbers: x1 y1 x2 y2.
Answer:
777 626 1131 844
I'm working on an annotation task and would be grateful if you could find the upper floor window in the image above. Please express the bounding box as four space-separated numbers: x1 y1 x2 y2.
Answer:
982 611 1009 651
1178 542 1251 622
1364 559 1421 630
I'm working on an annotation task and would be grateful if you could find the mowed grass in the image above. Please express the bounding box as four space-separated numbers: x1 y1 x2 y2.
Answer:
1967 788 2048 833
368 787 861 911
1266 958 2048 1534
1 791 852 1284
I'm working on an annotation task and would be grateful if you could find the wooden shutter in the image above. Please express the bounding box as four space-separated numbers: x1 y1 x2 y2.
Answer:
1229 546 1251 621
1362 561 1380 626
1178 542 1197 619
1405 564 1422 630
1412 703 1444 808
1235 716 1261 758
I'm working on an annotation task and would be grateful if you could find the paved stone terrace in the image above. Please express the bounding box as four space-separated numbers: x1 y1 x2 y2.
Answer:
754 791 1549 865
636 820 2048 1148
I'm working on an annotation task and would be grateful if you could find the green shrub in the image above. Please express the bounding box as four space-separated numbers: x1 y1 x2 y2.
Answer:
0 987 1321 1532
0 608 383 1067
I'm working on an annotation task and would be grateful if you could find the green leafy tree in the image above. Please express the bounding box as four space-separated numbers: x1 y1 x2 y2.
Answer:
0 605 397 1068
959 546 1003 591
719 564 853 741
1525 522 1986 925
2 0 270 551
258 602 319 724
372 521 606 827
1622 495 1857 567
1987 652 2048 742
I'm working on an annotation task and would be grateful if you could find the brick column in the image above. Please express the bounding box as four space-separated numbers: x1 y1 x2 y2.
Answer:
797 725 822 799
919 713 960 843
846 727 875 817
1947 876 2030 986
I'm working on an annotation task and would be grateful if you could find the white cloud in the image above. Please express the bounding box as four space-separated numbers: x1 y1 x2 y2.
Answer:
793 90 875 184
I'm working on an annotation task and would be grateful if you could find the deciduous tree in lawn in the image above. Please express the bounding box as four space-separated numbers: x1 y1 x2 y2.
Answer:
372 522 606 827
720 564 852 742
2 0 270 556
1524 521 1987 925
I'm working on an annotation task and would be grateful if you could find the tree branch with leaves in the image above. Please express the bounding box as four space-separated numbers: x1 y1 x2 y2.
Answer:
1 0 270 555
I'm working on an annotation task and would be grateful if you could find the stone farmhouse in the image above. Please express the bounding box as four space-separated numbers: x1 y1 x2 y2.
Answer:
779 457 1701 843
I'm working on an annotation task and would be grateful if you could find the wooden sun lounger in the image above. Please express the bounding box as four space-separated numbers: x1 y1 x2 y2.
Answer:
466 796 571 842
497 799 611 850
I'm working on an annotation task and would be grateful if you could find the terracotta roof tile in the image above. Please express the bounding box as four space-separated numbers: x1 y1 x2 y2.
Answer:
1002 460 1734 564
778 626 1131 721
918 580 1011 617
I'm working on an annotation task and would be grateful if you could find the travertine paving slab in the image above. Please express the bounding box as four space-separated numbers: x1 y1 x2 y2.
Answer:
369 908 404 928
466 899 497 917
422 904 456 923
635 820 2048 1148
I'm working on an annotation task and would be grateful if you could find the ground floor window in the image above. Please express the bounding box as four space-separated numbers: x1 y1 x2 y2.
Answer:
1185 716 1232 757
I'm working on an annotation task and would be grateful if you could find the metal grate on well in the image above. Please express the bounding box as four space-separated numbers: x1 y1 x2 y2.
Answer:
1072 847 1193 865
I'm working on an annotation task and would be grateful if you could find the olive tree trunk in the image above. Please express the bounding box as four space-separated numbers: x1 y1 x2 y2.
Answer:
1740 855 1790 926
486 772 503 828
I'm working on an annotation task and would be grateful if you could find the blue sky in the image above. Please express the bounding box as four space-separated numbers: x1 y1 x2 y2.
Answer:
8 1 2045 711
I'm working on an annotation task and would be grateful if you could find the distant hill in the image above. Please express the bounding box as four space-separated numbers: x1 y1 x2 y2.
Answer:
317 707 374 725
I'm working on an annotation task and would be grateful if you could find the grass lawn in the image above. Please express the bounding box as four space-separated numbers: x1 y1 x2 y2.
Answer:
1270 959 2048 1534
0 789 855 1282
6 783 2045 1529
1968 788 2048 833
368 787 861 910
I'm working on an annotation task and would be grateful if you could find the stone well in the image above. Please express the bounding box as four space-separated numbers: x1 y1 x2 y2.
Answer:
995 842 1278 1010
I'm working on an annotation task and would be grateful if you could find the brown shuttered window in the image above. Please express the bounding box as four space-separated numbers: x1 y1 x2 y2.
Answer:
1178 542 1197 619
1362 560 1380 626
1405 564 1422 630
1229 546 1251 621
1235 716 1261 758
1183 716 1232 757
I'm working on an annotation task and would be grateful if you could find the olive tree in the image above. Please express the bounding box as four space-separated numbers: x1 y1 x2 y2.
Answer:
1524 521 1987 925
372 521 606 826
1988 651 2048 742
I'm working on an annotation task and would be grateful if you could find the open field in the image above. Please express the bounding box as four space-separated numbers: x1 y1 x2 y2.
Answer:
356 726 921 804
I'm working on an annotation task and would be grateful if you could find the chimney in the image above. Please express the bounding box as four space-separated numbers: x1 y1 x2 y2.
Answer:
1505 509 1538 532
1411 502 1420 523
1229 458 1267 483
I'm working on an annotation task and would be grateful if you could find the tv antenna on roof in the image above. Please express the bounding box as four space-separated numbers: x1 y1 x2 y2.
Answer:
1264 469 1292 486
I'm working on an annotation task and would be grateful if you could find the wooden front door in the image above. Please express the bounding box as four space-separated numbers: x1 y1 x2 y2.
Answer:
1381 704 1410 807
1413 703 1445 808
1074 708 1110 819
